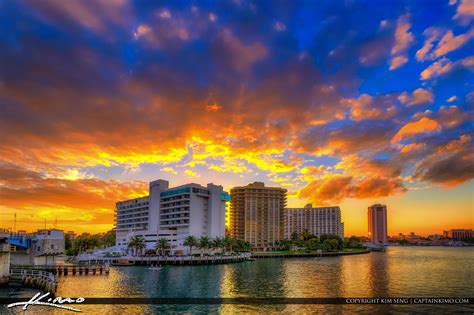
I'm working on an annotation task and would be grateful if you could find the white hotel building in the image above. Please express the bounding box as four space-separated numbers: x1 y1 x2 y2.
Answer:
115 179 230 254
285 204 344 239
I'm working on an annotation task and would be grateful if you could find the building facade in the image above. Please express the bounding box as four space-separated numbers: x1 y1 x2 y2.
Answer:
229 182 287 250
285 204 344 239
9 229 65 266
0 231 10 284
115 179 230 254
368 204 388 244
445 229 473 240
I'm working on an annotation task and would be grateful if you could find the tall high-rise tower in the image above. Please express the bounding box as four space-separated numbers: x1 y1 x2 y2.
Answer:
229 182 287 250
368 204 387 244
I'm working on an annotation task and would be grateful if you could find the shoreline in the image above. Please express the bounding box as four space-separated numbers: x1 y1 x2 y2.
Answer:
251 249 370 259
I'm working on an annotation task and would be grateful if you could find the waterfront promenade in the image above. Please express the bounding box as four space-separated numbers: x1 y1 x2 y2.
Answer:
77 253 251 266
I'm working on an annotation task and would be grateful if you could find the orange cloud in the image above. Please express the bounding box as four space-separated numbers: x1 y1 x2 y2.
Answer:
454 0 474 25
398 88 434 106
0 163 148 233
400 142 426 154
298 174 406 205
414 134 474 186
390 14 414 70
421 56 474 80
342 94 397 121
416 27 473 61
392 117 441 143
433 29 474 58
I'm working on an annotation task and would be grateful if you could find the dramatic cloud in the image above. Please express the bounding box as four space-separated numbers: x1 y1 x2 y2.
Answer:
398 88 434 106
299 174 406 205
342 94 398 121
454 0 474 25
392 117 442 143
416 28 473 61
414 135 474 186
390 14 415 70
420 56 474 80
433 28 474 58
0 163 148 232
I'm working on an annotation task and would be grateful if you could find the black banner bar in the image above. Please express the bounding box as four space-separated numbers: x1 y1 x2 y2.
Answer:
1 297 473 305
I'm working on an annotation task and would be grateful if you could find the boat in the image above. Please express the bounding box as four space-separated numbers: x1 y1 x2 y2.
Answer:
111 259 135 266
369 245 386 252
148 265 162 270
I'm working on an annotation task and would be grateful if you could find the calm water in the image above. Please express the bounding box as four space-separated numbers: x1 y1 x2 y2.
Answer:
1 247 473 314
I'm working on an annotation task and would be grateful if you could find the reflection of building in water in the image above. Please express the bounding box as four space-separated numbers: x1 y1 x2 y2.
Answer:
368 204 387 244
285 204 344 239
220 259 287 313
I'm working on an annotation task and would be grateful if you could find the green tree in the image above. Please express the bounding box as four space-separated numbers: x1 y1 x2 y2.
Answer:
320 234 344 250
301 229 314 241
99 230 116 248
212 237 224 254
155 238 170 256
329 239 340 251
305 238 320 251
223 236 236 253
235 239 251 251
183 235 198 256
199 236 211 255
128 235 146 256
280 239 292 251
321 239 332 252
290 231 300 242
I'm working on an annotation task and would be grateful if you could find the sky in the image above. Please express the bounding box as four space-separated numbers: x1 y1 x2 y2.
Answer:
0 0 473 236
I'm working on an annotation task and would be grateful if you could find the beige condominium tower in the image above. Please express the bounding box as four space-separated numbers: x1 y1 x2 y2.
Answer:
229 182 287 251
368 204 388 244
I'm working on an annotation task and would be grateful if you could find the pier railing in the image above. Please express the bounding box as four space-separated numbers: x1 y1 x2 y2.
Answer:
10 267 57 293
78 253 252 265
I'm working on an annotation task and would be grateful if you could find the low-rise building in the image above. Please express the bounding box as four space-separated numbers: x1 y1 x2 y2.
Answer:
445 229 473 241
0 231 10 284
10 229 65 266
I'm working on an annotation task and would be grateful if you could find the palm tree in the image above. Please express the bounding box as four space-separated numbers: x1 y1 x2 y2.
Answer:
128 236 146 256
212 237 224 254
199 236 210 255
155 238 170 256
223 236 235 253
183 235 198 256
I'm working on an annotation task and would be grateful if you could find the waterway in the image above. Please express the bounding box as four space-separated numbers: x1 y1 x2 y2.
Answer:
1 246 473 314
